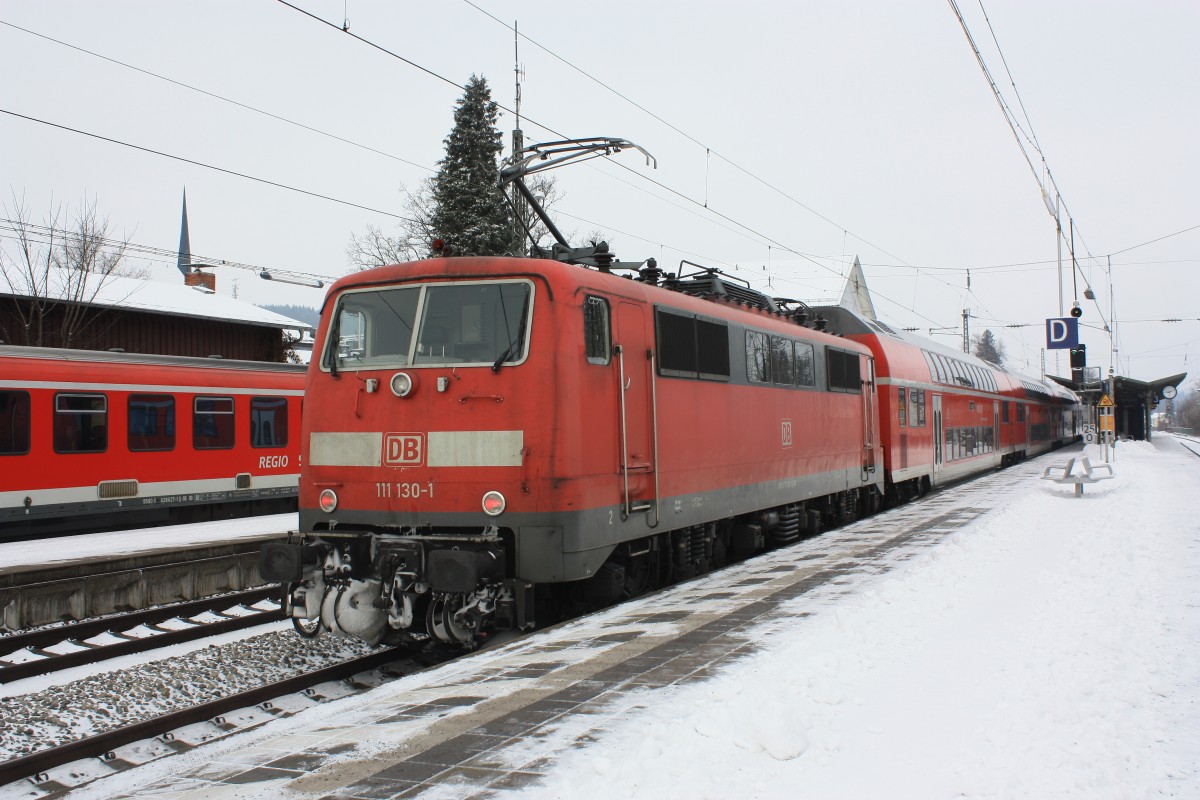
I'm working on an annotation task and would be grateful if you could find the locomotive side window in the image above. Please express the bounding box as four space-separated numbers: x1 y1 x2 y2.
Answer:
584 296 611 365
746 331 771 383
795 342 816 387
128 394 175 452
0 390 31 455
897 387 907 427
826 349 861 393
771 338 795 385
194 396 235 450
54 393 107 453
695 319 730 379
654 309 730 380
251 397 289 448
657 310 698 376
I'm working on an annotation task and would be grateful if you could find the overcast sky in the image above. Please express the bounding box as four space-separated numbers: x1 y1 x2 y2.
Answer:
1 1 1196 383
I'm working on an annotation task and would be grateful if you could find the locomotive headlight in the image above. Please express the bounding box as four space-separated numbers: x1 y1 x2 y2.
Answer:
481 491 506 516
390 371 415 397
319 489 338 513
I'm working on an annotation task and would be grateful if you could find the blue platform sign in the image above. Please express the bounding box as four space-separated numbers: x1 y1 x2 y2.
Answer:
1045 317 1079 350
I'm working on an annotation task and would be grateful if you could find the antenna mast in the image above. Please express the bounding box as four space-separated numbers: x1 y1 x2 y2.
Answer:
510 22 528 248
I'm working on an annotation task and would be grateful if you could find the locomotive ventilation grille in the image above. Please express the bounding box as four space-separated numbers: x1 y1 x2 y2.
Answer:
97 480 139 500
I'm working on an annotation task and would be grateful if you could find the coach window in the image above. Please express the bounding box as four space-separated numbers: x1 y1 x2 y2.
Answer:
583 296 611 365
54 393 107 453
0 390 31 455
128 395 175 452
1002 401 1010 423
772 338 795 385
251 397 289 448
194 396 235 450
1017 403 1026 423
746 331 771 383
932 354 949 384
911 388 925 426
897 387 907 427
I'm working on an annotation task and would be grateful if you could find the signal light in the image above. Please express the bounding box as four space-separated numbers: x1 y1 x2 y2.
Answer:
481 491 506 516
1070 343 1087 370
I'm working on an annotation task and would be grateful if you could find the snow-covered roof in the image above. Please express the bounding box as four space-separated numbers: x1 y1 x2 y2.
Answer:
0 268 310 330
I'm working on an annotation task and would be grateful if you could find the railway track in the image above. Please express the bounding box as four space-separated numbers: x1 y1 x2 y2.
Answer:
0 587 284 683
0 646 442 791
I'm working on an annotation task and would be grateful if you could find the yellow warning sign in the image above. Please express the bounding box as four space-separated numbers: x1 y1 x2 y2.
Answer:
1098 394 1115 408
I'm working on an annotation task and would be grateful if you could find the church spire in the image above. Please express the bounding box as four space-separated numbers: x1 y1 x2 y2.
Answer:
177 189 191 278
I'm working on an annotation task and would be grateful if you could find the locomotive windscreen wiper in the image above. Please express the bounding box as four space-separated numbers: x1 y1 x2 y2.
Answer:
492 286 530 373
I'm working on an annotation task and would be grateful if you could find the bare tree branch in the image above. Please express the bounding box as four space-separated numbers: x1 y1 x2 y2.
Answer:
0 193 133 348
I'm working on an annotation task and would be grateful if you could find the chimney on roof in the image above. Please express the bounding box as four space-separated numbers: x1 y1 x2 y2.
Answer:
185 268 216 292
177 189 192 278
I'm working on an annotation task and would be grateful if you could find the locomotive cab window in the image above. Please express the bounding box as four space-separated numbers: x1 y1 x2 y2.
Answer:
194 396 235 450
128 394 175 452
0 390 31 455
54 393 107 453
584 296 611 365
251 397 289 448
325 280 532 370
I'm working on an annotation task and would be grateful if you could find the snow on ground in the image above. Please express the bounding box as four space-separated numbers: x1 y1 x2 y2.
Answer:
514 438 1200 800
0 513 295 574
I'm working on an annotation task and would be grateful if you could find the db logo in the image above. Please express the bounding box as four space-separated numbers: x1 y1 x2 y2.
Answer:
384 433 425 466
781 419 793 448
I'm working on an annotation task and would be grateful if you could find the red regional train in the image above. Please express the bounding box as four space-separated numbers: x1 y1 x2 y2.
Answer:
261 254 1078 649
0 346 306 538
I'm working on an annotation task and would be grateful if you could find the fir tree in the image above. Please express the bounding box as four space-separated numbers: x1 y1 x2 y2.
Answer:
972 329 1006 366
429 75 514 257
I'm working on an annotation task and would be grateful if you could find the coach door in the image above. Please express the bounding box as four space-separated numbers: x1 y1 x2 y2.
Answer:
932 394 944 484
993 401 1001 467
861 356 877 478
614 302 658 523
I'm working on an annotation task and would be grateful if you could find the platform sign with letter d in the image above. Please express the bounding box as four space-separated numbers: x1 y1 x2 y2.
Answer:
1045 317 1079 350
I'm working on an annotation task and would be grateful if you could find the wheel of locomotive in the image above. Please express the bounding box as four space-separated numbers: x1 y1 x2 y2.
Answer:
426 594 476 647
292 617 322 638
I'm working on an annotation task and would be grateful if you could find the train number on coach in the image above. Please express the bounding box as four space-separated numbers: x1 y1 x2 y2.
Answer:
376 481 435 500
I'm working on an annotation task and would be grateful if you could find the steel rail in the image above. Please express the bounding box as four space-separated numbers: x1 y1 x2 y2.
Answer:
0 647 412 788
0 587 282 682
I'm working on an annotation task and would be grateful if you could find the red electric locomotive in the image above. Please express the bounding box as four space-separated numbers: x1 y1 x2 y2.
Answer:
0 346 306 538
262 255 886 647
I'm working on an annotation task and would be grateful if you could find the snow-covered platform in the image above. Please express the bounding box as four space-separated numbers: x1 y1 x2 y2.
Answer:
0 514 295 580
42 440 1200 799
